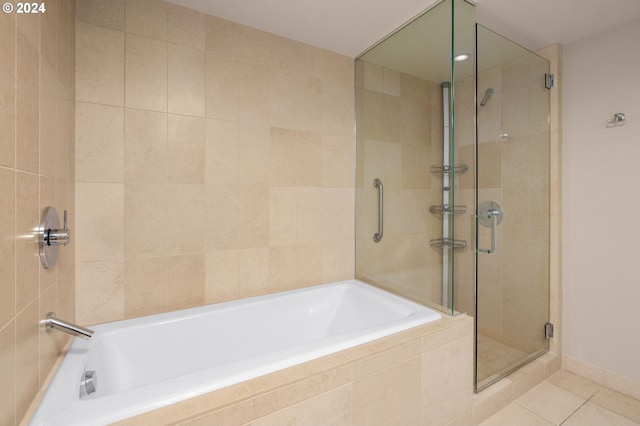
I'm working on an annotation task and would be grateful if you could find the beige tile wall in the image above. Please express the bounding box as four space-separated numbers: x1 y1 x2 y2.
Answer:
0 1 76 424
354 60 444 308
75 0 355 325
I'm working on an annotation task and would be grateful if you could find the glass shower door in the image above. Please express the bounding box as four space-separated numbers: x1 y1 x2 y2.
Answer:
475 25 551 390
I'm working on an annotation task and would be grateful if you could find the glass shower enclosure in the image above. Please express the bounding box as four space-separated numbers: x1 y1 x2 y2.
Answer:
354 0 551 392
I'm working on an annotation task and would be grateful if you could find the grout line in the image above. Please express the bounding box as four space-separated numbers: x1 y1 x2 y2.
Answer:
558 397 589 425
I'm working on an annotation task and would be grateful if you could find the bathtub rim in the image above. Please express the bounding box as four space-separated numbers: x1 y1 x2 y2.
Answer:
29 279 443 426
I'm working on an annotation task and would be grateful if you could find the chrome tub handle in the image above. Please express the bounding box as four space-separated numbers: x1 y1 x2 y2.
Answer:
373 178 383 243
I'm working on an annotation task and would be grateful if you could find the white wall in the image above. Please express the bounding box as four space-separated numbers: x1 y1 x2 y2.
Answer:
563 18 640 383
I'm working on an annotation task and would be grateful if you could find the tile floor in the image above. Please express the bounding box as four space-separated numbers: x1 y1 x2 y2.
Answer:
477 333 528 385
481 370 640 425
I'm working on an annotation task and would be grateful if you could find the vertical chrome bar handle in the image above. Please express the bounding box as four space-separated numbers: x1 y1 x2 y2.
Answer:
478 201 503 255
373 178 383 243
489 211 498 254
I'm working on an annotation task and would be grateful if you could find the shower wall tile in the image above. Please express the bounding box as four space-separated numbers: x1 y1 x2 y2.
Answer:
364 62 384 92
204 118 240 185
321 80 354 136
75 183 124 262
270 73 322 132
38 284 58 387
124 184 166 258
40 1 57 70
0 321 16 426
236 124 270 185
321 239 355 283
76 22 124 106
204 247 271 304
124 257 168 318
0 169 16 329
168 3 205 50
478 141 502 188
124 108 167 183
321 134 355 188
76 0 355 325
76 0 125 30
205 120 269 186
0 12 16 168
168 186 206 255
167 114 205 184
15 172 39 313
269 127 322 187
270 35 322 78
2 3 77 422
125 34 167 111
382 68 401 96
269 187 298 247
16 9 40 50
321 50 354 86
75 102 124 182
76 260 124 324
168 44 205 116
39 62 58 178
206 185 269 251
125 0 167 40
15 300 40 422
269 244 323 293
16 30 39 174
205 53 248 122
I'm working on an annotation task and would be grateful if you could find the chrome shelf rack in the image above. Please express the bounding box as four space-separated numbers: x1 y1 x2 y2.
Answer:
429 204 467 215
430 164 468 175
429 238 467 250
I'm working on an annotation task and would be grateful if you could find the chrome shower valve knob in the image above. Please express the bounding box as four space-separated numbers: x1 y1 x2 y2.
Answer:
45 209 71 246
39 207 71 269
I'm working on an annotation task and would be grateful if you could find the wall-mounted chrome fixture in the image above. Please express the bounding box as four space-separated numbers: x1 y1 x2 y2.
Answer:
79 370 98 398
477 201 504 255
373 178 384 242
43 312 94 339
38 207 71 269
607 112 626 127
480 87 494 106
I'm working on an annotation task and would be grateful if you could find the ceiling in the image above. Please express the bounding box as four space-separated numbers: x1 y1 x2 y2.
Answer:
167 0 640 57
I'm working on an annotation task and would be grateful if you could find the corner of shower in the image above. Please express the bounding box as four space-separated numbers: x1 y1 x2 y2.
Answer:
353 0 552 393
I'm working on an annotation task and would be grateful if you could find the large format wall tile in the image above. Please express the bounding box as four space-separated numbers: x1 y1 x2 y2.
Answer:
75 0 355 326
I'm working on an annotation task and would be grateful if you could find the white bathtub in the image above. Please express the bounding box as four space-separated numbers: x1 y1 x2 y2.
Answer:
31 279 441 425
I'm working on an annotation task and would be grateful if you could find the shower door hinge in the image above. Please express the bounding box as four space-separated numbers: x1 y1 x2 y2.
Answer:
545 73 555 89
545 322 554 339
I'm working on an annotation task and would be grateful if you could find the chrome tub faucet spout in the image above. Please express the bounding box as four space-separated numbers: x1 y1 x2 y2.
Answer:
43 312 94 339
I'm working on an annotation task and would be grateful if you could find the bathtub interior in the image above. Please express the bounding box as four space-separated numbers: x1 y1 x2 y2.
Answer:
31 280 441 426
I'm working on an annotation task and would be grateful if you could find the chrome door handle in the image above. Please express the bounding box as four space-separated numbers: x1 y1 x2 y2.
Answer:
373 178 383 242
478 201 503 255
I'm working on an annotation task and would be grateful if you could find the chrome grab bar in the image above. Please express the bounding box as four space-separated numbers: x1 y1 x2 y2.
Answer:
478 201 503 255
373 178 383 242
43 312 94 339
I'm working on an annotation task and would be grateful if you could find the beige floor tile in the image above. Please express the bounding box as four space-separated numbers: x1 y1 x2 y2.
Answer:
562 401 639 426
480 402 554 426
516 381 586 425
547 370 601 399
591 387 640 423
477 333 528 385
